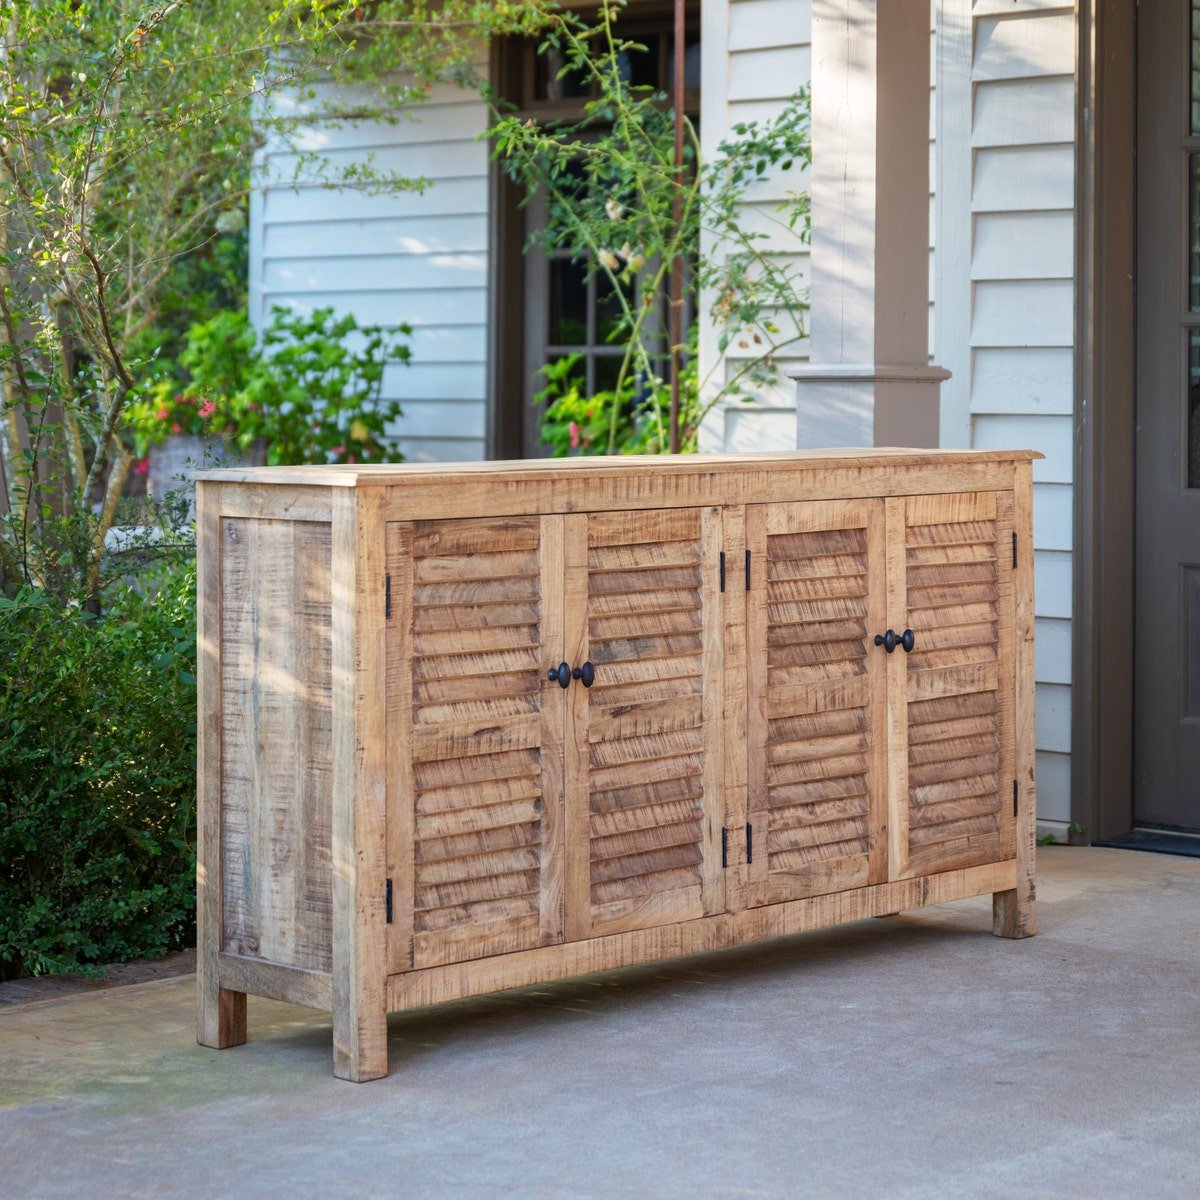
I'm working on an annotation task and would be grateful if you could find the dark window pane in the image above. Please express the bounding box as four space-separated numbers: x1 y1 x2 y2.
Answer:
593 354 626 396
1193 0 1200 133
596 277 633 343
617 35 661 90
549 258 588 346
1191 155 1200 311
1189 330 1200 488
667 37 702 92
536 46 590 101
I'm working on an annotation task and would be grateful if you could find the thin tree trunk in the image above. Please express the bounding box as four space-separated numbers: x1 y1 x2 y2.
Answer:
86 442 132 604
668 0 686 454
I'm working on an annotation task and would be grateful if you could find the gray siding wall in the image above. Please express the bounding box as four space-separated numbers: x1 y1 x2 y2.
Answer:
697 0 812 452
246 6 1078 828
249 80 491 462
947 0 1076 829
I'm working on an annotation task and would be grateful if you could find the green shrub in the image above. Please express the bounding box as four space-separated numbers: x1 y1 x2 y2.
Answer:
123 305 413 466
0 563 197 977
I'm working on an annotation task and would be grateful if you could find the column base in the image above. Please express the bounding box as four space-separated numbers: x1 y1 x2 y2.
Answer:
790 363 949 449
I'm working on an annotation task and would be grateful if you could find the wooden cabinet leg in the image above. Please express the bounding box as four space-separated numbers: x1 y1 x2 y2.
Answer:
198 980 247 1049
333 1003 389 1082
992 883 1035 939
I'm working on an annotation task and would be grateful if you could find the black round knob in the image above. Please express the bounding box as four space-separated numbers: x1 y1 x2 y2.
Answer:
572 661 595 688
547 662 571 688
874 630 898 654
900 628 915 654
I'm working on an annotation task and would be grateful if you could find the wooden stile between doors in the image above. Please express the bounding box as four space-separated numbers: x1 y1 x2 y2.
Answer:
195 449 1039 1080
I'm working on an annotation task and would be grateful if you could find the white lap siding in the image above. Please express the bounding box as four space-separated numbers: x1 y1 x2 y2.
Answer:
246 5 1079 828
697 0 813 452
965 1 1076 832
249 80 490 462
699 0 1077 831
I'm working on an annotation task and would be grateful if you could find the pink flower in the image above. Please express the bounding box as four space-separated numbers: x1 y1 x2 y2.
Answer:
346 454 357 464
156 407 171 421
569 421 581 450
198 400 216 419
133 457 150 477
330 445 345 457
170 422 182 434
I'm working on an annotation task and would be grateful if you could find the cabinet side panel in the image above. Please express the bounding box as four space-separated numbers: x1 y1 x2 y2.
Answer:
220 517 333 972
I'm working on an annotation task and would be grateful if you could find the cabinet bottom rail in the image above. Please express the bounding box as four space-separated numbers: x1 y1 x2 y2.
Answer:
201 860 1024 1079
387 860 1018 1013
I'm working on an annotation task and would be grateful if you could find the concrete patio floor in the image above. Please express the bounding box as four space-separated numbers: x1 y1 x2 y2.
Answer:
2 845 1199 1198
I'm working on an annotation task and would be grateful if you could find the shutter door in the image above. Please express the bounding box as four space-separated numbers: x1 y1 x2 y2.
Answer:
891 491 1016 878
743 499 888 905
564 507 725 939
386 516 565 971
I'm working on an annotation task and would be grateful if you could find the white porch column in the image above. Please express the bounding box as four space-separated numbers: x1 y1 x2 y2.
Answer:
792 0 947 448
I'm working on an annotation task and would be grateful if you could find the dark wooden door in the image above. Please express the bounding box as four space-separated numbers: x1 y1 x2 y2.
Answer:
1135 0 1200 830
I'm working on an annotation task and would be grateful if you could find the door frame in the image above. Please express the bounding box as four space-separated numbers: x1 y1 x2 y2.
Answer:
1073 0 1137 841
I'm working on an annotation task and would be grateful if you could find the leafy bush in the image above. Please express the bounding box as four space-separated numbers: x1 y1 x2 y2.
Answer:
124 305 412 465
0 564 197 977
490 4 810 454
536 332 701 456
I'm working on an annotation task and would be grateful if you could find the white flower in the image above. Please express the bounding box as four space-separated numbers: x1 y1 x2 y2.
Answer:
215 209 246 235
598 248 621 271
605 198 623 221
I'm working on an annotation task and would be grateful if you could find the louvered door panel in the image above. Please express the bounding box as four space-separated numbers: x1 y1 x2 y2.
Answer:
386 517 565 971
564 508 725 939
743 500 888 905
890 491 1016 878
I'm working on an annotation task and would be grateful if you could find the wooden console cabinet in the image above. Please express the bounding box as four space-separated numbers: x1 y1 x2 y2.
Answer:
196 450 1038 1081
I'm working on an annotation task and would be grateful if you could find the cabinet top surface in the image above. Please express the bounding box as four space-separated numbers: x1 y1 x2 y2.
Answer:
196 447 1041 489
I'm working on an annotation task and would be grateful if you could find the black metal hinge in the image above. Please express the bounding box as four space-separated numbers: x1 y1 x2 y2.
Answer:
385 878 393 924
1013 780 1018 818
745 549 751 591
1012 532 1018 568
719 551 726 593
385 573 392 619
746 822 753 864
721 827 729 868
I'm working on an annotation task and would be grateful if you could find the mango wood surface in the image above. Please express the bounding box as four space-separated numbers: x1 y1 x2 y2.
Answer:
218 516 334 971
563 507 725 939
386 515 567 972
196 451 1040 1081
744 499 889 906
199 447 1040 489
199 451 1036 523
891 490 1016 880
218 953 333 1011
330 488 389 1082
388 860 1017 1012
196 483 246 1050
994 462 1037 938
